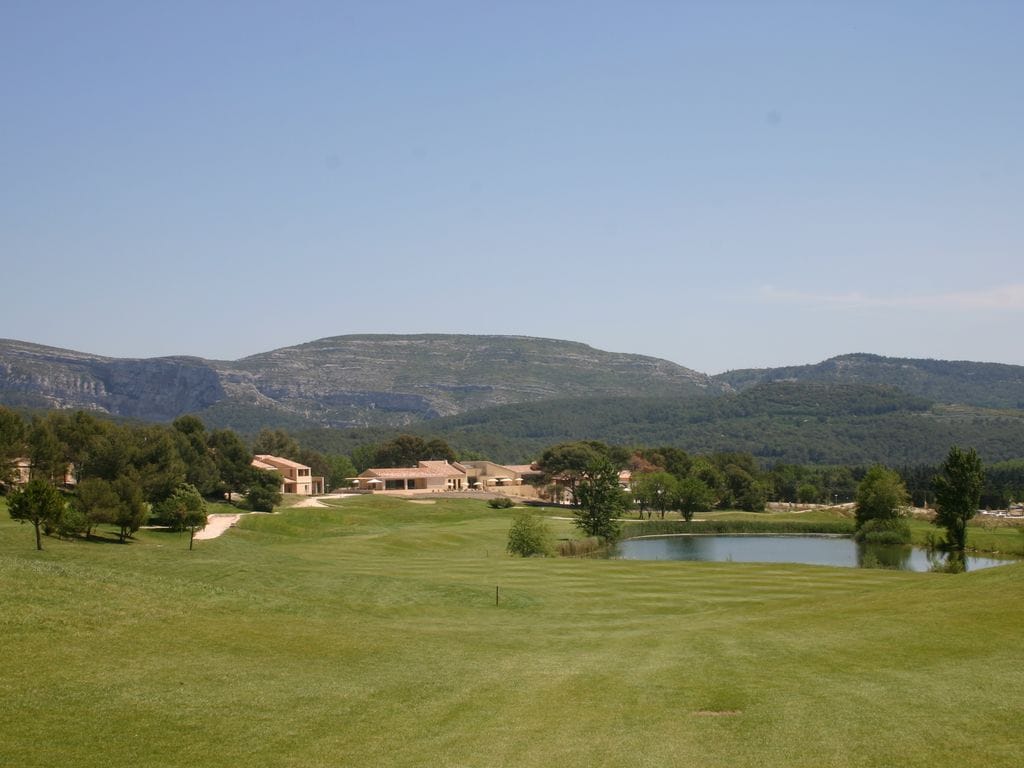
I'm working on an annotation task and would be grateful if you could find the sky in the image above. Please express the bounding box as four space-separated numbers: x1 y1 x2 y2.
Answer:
2 1 1021 374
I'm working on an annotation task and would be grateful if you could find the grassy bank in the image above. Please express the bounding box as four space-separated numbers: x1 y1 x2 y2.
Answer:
2 495 1023 767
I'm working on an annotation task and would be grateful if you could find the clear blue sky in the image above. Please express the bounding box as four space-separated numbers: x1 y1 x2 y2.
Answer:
2 1 1021 373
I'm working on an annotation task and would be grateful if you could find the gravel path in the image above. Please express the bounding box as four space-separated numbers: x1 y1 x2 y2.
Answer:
194 494 357 540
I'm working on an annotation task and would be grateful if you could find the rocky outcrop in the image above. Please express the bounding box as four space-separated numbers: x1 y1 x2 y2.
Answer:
0 340 224 420
0 334 721 428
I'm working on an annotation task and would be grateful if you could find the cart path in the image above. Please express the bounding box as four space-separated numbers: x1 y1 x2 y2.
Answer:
195 494 357 540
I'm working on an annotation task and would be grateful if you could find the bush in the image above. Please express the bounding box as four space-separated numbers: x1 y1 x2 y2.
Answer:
506 512 553 557
488 497 515 509
556 537 604 557
853 517 911 545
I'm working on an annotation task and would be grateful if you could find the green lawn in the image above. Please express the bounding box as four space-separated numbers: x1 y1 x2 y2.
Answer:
2 495 1022 767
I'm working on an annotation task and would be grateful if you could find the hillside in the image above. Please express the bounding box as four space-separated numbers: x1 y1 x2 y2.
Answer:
3 337 1023 465
298 381 1024 467
0 335 718 428
715 353 1024 410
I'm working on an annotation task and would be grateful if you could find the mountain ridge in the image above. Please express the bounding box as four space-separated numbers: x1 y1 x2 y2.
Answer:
0 334 720 427
2 336 1023 437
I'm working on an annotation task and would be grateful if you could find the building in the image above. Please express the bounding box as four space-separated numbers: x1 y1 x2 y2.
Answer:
252 454 325 496
351 459 543 498
352 460 467 493
5 457 77 488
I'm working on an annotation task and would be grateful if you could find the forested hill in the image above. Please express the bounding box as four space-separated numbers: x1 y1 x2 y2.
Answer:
297 381 1024 467
0 335 719 428
715 353 1024 410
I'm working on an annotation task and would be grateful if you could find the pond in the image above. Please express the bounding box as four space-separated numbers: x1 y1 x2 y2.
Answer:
611 535 1019 572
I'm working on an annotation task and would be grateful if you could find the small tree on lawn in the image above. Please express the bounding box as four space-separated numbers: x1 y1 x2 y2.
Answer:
247 469 283 512
675 476 715 522
154 483 208 549
933 446 984 552
74 477 120 537
506 512 553 557
9 478 66 550
854 465 911 545
574 457 627 542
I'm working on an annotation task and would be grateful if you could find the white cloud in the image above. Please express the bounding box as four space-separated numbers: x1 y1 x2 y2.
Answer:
759 283 1024 312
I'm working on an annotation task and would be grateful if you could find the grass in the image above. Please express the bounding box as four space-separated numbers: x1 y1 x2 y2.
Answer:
2 495 1023 767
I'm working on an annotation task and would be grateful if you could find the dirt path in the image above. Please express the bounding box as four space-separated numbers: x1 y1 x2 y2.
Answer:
194 494 357 541
194 513 242 540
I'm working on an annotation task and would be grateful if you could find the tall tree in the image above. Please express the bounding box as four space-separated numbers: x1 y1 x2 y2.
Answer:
633 472 677 519
326 454 358 491
27 417 66 485
209 429 253 501
0 406 26 486
538 441 612 505
110 475 147 544
172 416 220 496
130 425 186 503
370 435 456 468
573 456 627 541
252 428 300 458
932 446 984 551
8 478 65 550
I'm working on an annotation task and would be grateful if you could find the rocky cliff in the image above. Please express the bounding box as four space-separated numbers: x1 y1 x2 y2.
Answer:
0 335 720 428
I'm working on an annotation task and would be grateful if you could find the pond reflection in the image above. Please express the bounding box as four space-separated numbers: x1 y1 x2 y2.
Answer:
612 535 1016 573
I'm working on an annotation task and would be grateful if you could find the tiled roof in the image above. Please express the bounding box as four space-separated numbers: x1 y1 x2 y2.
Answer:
254 454 309 470
417 461 466 476
360 461 466 479
361 468 436 479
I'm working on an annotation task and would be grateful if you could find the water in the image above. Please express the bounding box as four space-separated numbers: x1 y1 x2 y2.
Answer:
612 535 1018 572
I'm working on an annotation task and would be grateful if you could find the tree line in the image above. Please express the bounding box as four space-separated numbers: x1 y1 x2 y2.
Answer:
0 408 360 549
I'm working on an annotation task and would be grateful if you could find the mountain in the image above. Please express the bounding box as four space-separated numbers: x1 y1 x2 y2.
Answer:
714 353 1024 410
0 335 719 428
297 381 1024 467
4 337 1023 466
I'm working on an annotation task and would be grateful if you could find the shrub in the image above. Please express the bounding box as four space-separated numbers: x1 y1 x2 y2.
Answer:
506 513 553 557
488 497 516 509
556 537 604 557
853 517 911 546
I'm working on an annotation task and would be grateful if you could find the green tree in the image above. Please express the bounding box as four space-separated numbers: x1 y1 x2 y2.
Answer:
370 435 456 468
8 478 66 550
172 416 220 496
252 428 300 458
247 469 283 512
131 425 187 504
27 416 66 485
0 406 26 487
797 483 820 504
111 476 147 544
74 477 121 537
573 457 627 541
932 446 984 551
855 465 910 527
209 429 253 501
538 441 613 505
326 454 358 491
854 465 911 545
632 472 677 519
674 476 715 522
506 512 553 557
154 483 208 549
